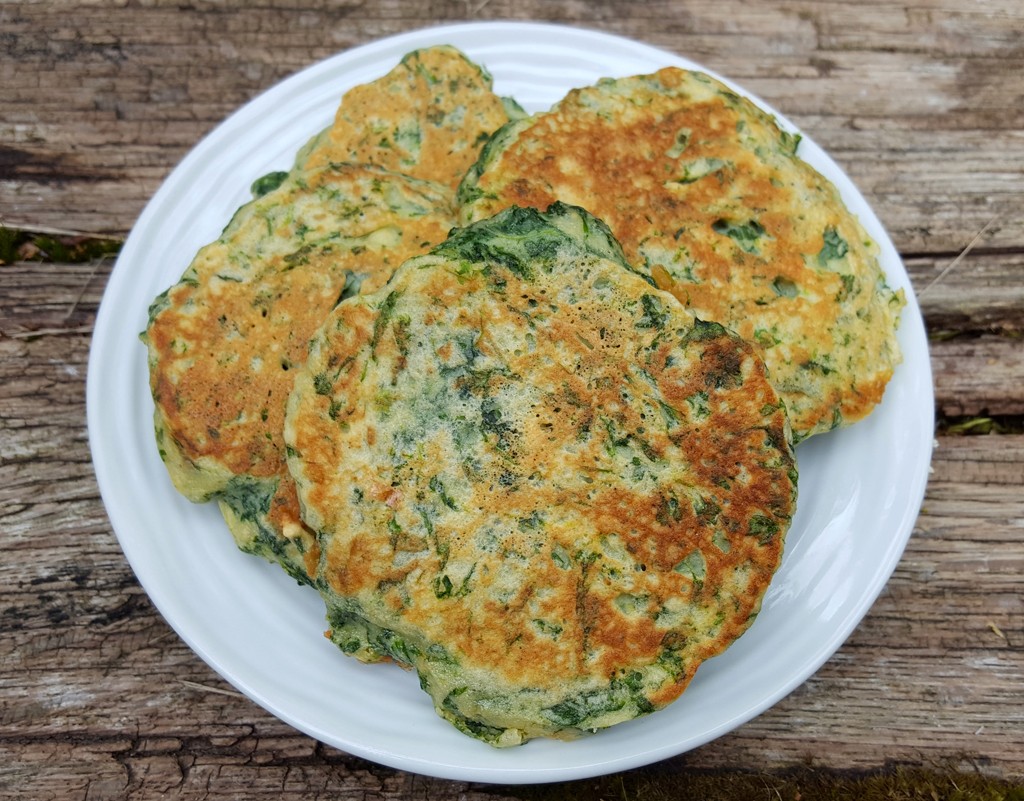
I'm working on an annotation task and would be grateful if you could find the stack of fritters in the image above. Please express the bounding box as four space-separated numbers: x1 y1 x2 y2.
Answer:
143 47 518 581
458 68 904 441
144 47 904 746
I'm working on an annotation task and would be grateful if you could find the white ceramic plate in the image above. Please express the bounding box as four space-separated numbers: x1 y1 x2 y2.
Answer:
88 22 934 785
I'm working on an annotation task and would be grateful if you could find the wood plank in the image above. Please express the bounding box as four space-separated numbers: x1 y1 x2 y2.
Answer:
2 258 1022 425
931 335 1024 418
6 249 1024 339
1 0 1021 252
908 251 1024 335
2 2 1023 793
2 261 1023 794
3 366 1022 793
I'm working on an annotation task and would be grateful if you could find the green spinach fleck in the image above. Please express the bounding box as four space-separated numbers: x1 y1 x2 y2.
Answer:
712 218 766 254
370 290 402 353
429 475 458 510
635 294 669 330
674 549 707 591
748 514 780 544
313 372 332 396
250 170 288 198
818 226 849 265
682 318 727 343
219 475 272 523
541 677 654 729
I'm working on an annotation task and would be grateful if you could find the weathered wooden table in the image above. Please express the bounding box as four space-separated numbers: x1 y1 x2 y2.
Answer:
2 2 1022 798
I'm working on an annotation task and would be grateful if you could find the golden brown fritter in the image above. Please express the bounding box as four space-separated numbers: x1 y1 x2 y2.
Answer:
298 45 523 190
144 46 522 580
459 68 904 441
286 204 798 745
143 163 455 581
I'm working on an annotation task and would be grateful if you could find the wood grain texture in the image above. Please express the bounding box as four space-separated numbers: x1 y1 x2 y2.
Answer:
2 1 1023 797
3 261 1018 420
4 359 1022 796
2 0 1022 252
909 252 1024 336
2 256 1022 795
